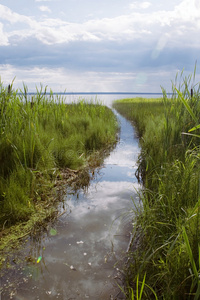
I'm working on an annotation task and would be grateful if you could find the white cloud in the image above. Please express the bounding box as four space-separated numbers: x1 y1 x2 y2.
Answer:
130 1 151 10
0 66 129 92
174 0 200 21
0 64 182 94
39 5 51 13
0 22 9 45
0 0 200 94
141 2 151 9
0 0 200 47
0 4 31 24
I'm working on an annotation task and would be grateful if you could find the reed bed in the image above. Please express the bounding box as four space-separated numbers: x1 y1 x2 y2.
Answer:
0 82 118 231
113 70 200 299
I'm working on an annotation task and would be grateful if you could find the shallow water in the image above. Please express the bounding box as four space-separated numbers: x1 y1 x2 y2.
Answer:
0 110 140 300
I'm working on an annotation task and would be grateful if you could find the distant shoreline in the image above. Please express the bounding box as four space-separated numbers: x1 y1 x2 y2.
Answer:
16 92 168 96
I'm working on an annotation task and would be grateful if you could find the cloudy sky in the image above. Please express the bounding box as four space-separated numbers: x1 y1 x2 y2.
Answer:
0 0 200 92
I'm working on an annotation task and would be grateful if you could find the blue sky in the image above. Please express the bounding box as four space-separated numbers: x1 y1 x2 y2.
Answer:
0 0 200 92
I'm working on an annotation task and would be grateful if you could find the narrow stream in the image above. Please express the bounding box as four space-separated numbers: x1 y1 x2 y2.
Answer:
1 111 140 300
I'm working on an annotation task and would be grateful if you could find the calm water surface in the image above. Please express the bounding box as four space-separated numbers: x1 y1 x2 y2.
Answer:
0 104 140 300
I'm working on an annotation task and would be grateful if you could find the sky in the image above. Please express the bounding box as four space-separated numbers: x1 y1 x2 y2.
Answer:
0 0 200 93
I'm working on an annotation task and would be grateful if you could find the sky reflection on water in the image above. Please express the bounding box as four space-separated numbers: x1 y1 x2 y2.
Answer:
1 111 141 300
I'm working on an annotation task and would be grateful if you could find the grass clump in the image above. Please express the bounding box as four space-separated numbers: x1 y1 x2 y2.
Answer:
0 81 118 239
113 69 200 299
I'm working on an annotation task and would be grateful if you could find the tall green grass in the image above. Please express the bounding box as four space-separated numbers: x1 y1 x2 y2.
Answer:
113 70 200 299
0 81 118 229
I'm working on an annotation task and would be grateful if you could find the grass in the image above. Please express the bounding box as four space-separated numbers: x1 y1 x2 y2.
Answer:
113 69 200 299
0 81 118 257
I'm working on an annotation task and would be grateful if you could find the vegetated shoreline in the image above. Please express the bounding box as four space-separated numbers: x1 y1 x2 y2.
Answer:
113 70 200 299
0 82 119 267
0 148 114 268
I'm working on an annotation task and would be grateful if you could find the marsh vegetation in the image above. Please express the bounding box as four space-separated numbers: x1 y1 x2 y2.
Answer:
0 82 118 254
113 70 200 299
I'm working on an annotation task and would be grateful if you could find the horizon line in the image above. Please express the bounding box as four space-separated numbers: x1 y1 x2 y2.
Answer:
16 91 168 95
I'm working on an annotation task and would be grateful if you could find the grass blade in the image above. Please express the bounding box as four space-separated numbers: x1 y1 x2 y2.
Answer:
182 226 199 281
175 88 198 123
189 124 200 133
139 273 146 300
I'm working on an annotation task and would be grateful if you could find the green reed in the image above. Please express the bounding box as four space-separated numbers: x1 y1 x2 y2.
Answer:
0 82 118 228
113 69 200 299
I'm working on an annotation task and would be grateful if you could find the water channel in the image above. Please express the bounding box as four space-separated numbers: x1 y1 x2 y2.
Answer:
0 108 140 300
